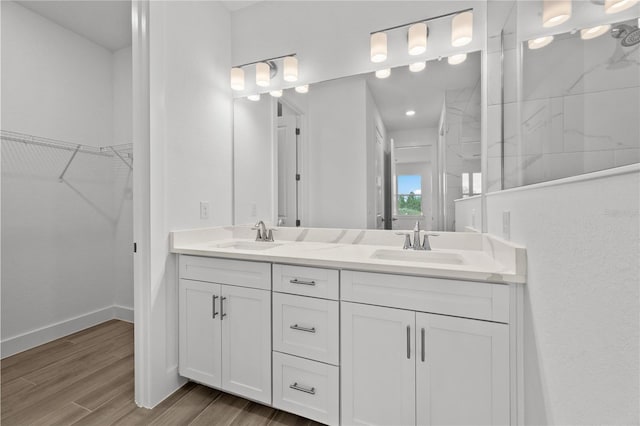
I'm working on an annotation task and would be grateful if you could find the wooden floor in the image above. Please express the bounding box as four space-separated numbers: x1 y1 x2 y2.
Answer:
1 320 322 426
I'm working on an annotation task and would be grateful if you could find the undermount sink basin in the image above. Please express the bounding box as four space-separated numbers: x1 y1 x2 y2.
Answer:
216 241 282 251
371 249 465 265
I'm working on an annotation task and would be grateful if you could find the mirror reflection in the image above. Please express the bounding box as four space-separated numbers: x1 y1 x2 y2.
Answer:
233 51 481 232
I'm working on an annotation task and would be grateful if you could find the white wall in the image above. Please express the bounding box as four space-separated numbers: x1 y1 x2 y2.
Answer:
1 1 132 356
233 96 275 226
144 0 232 407
486 167 639 425
113 46 133 311
454 195 482 232
306 76 367 228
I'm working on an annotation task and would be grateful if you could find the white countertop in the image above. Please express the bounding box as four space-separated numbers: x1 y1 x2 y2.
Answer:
170 226 526 284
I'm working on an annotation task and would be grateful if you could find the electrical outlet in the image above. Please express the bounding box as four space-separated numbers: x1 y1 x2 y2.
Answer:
200 201 210 220
502 211 511 240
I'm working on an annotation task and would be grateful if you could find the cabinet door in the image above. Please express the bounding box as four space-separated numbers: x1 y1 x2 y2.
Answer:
178 279 222 387
341 302 416 426
415 313 510 426
221 284 272 404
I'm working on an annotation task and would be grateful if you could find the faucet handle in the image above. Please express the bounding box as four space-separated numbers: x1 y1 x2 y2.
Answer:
421 233 439 250
395 232 412 249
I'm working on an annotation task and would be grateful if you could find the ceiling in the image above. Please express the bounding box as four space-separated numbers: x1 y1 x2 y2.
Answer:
366 50 481 132
17 1 132 51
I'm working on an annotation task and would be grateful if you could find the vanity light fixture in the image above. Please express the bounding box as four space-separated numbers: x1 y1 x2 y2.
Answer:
269 89 283 98
447 53 467 65
543 0 572 28
527 35 554 49
604 0 638 13
369 8 473 64
283 56 298 82
247 94 261 101
229 53 297 91
451 11 473 47
408 23 428 55
230 67 245 91
370 32 388 63
580 24 611 40
256 62 271 87
375 68 391 79
406 110 416 116
295 85 309 94
409 61 426 72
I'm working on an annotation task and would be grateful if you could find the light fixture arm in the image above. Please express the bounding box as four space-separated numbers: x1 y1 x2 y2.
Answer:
233 53 297 70
369 7 473 35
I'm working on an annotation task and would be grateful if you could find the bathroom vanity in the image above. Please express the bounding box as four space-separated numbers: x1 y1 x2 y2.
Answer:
171 226 526 425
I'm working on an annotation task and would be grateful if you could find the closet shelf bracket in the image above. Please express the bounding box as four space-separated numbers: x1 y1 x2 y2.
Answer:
107 146 133 170
59 144 82 182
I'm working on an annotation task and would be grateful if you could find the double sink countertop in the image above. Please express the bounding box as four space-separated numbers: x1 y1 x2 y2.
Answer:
170 226 526 284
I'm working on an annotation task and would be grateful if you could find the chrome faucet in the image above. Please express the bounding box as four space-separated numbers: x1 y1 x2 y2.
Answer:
253 220 274 242
412 221 424 251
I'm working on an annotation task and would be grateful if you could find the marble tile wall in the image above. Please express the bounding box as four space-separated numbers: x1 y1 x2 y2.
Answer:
502 17 640 188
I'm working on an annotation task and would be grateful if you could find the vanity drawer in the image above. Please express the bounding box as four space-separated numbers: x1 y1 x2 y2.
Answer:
341 270 510 323
179 255 271 290
273 293 339 365
273 352 339 426
273 264 339 300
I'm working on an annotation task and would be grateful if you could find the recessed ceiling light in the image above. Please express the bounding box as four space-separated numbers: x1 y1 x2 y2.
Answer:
447 53 467 65
375 68 391 79
527 35 554 49
406 110 416 116
247 94 261 101
269 90 283 98
295 85 309 94
409 62 426 72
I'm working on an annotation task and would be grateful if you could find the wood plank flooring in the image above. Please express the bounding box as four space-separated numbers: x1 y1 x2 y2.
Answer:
1 320 323 426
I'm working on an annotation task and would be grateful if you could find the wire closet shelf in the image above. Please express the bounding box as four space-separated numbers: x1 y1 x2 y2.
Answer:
1 130 133 180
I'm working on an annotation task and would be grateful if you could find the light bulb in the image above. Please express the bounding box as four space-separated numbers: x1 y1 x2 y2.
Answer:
405 110 416 116
408 23 427 55
447 53 467 65
543 0 572 27
370 32 387 63
295 85 309 94
248 94 261 101
451 11 473 47
580 24 611 40
409 62 426 72
270 89 283 98
527 35 554 49
230 67 245 91
283 56 298 82
375 68 391 79
256 62 270 87
604 0 638 13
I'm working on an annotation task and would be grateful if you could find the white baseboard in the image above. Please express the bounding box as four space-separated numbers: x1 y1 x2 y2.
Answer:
1 305 134 359
112 305 134 323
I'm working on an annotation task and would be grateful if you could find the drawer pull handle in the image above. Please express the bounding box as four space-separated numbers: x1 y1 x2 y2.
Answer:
212 295 219 319
406 325 411 359
290 324 316 333
290 382 316 395
421 327 425 362
289 278 316 286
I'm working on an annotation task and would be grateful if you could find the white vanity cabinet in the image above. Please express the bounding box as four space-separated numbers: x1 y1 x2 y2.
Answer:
341 271 512 426
178 256 272 405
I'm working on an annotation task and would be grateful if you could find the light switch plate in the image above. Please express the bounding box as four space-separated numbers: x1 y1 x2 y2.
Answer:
502 211 510 240
200 201 210 220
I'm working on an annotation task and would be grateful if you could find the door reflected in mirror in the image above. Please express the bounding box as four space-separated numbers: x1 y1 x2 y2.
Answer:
233 51 482 232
